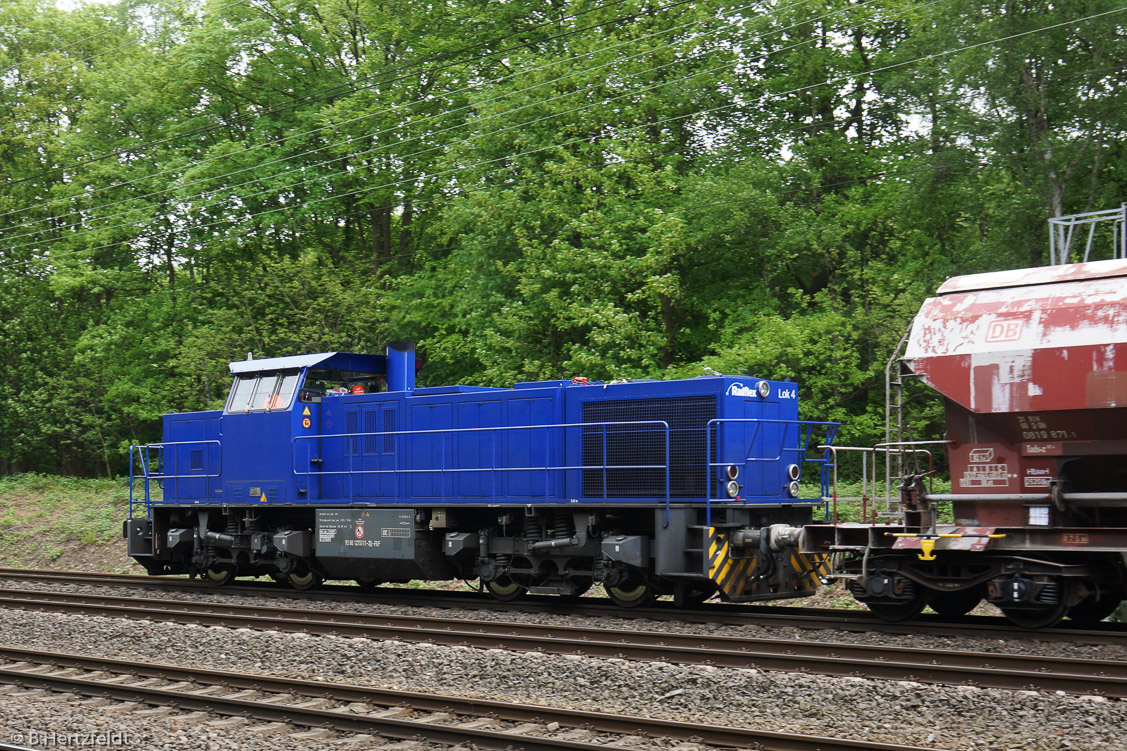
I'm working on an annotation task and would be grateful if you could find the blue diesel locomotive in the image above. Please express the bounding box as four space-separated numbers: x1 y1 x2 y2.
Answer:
125 343 838 606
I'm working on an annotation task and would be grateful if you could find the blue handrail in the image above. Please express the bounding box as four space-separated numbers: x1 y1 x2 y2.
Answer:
704 418 840 525
128 440 222 515
292 420 672 508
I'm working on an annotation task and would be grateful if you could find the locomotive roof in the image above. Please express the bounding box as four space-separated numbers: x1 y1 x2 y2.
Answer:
937 257 1127 295
229 352 386 374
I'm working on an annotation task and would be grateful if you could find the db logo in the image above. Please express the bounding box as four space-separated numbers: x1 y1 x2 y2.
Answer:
355 525 365 538
986 319 1024 342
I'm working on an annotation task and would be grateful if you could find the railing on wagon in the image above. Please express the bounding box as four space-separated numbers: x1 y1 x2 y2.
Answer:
818 440 951 525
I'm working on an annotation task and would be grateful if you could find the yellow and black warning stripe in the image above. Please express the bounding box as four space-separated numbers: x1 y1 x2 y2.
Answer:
708 527 827 598
789 551 829 590
707 527 759 598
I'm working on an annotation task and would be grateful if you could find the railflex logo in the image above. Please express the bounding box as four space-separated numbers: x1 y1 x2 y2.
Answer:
727 383 759 398
727 382 796 399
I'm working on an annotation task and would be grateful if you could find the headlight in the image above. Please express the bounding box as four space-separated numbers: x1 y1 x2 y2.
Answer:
726 480 740 498
787 481 800 498
786 463 800 481
756 381 771 398
726 465 740 480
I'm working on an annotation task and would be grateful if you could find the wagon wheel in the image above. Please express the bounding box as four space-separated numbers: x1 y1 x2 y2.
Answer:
1068 596 1122 625
1000 600 1070 629
864 595 927 622
928 586 985 617
484 577 527 602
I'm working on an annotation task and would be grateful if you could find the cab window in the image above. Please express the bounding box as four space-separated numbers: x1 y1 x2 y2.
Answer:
226 371 301 413
275 373 300 409
254 375 281 410
227 376 258 412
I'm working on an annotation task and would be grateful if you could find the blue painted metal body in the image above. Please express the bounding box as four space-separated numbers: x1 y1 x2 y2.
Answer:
129 349 838 517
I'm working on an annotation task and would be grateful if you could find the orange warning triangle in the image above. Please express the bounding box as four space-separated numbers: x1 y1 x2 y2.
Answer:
302 406 311 416
260 493 268 502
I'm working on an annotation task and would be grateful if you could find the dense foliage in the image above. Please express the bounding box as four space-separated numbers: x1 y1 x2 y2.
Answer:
0 0 1123 476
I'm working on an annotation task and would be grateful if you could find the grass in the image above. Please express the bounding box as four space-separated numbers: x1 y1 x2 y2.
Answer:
0 473 136 572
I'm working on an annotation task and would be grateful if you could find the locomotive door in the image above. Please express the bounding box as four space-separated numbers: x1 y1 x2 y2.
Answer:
407 402 453 500
357 406 397 500
294 397 320 501
505 397 556 500
454 400 501 499
739 400 782 498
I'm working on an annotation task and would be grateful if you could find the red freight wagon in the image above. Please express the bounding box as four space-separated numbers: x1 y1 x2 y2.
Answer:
805 258 1127 628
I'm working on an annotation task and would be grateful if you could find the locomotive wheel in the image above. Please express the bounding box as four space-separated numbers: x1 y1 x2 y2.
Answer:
355 577 382 591
204 564 235 586
864 596 926 622
484 577 526 602
928 586 985 617
288 568 323 591
1068 596 1122 625
606 581 655 608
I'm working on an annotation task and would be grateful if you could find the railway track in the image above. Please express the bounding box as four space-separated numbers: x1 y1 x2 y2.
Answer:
0 586 1122 698
2 567 1124 644
0 645 932 751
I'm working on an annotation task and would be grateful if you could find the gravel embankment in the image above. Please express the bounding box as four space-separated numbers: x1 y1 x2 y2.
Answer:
2 578 1123 661
0 607 1122 751
0 687 398 751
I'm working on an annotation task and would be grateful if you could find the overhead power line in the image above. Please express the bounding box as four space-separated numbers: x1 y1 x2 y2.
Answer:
0 0 737 226
0 4 1119 268
0 0 657 190
10 0 251 87
0 0 884 240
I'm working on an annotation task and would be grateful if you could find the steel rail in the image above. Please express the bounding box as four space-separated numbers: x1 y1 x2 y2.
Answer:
0 645 933 751
2 568 1125 644
0 588 1122 698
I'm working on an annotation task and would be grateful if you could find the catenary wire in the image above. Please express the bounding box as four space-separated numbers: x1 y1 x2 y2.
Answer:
60 137 1107 315
0 0 785 228
0 0 1100 255
178 60 1127 232
0 0 663 190
11 0 251 87
0 0 907 242
0 5 1120 267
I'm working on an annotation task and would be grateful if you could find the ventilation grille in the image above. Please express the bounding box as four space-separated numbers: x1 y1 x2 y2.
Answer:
189 450 204 471
346 411 359 455
364 411 380 454
383 409 396 454
581 395 716 498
